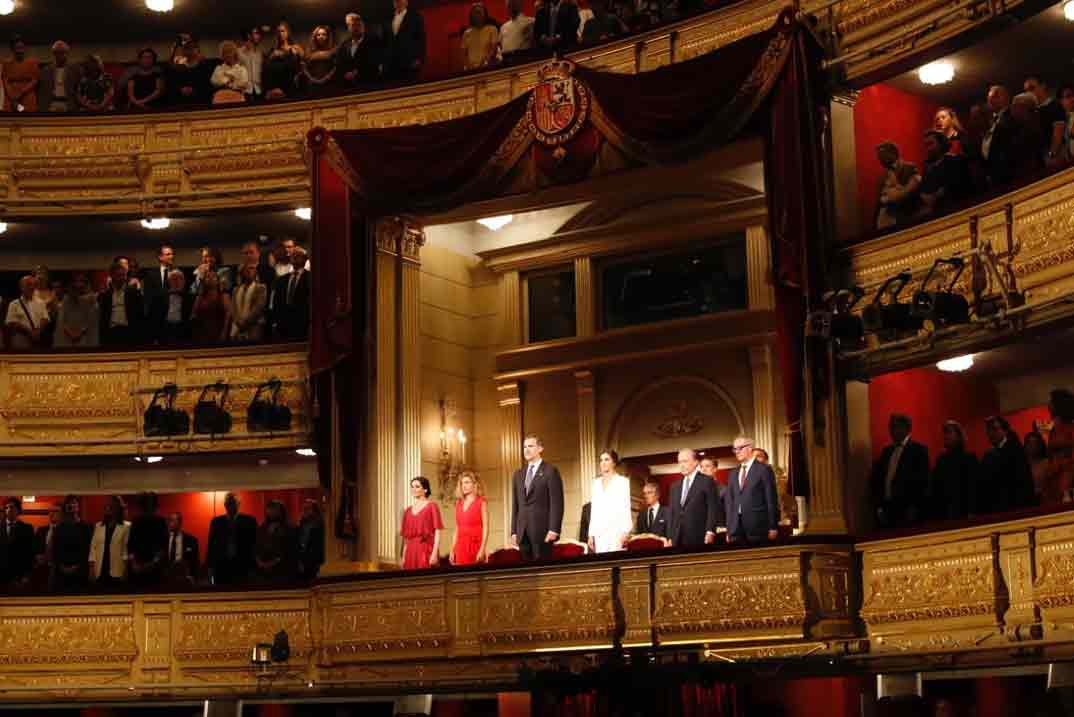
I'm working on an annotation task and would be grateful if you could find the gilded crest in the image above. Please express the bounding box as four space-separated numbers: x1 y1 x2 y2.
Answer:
527 60 590 146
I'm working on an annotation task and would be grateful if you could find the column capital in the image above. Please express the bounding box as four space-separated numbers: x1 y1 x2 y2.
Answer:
497 381 523 407
375 215 426 263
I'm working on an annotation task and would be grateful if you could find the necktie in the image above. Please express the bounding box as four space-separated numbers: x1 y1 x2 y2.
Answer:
524 464 536 494
170 534 178 563
649 507 656 527
287 272 299 304
680 475 691 506
739 465 747 489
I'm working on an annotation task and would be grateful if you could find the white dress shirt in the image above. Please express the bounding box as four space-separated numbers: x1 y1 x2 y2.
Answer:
210 62 251 92
884 436 910 500
392 9 407 36
168 531 184 564
237 46 263 95
110 287 128 327
500 15 535 53
736 459 755 514
5 297 49 349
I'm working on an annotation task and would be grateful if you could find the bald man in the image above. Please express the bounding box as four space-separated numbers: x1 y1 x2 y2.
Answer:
667 448 719 547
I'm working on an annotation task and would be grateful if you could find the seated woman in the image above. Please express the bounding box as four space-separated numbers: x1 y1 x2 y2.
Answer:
76 55 115 112
302 26 337 94
54 272 99 348
190 271 232 345
461 3 499 71
210 41 250 104
128 48 165 110
264 22 304 100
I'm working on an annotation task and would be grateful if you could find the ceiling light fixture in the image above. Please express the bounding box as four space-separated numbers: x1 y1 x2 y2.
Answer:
295 448 317 457
145 0 174 11
1065 0 1074 21
294 207 312 221
0 1 14 16
141 217 170 230
133 455 164 464
477 214 514 231
918 61 955 86
936 354 974 372
0 222 7 235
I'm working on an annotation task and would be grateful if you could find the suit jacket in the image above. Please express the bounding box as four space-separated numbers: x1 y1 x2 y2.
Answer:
870 439 929 524
0 519 35 582
335 35 382 85
207 513 258 583
38 62 82 111
141 264 174 314
668 471 720 547
724 461 779 539
634 503 669 538
296 518 325 580
985 109 1020 187
167 531 199 579
33 524 55 560
511 461 565 545
975 438 1034 515
578 502 591 543
271 270 311 341
98 286 145 344
535 1 581 48
150 292 195 344
89 521 130 581
385 10 426 78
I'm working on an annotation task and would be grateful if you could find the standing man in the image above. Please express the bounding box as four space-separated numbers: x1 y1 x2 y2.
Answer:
166 512 199 583
271 247 311 340
237 27 264 100
384 0 426 84
336 13 381 88
668 448 719 547
207 492 257 585
511 434 564 560
535 0 580 51
39 41 80 112
98 260 144 346
0 498 35 588
724 436 780 543
871 413 929 529
143 243 175 322
634 481 668 539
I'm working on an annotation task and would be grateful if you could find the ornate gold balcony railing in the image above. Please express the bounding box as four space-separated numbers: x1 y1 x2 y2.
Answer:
0 0 1009 218
0 343 310 456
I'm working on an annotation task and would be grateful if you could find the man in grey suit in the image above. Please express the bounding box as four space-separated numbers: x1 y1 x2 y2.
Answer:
725 436 780 543
668 448 719 547
511 434 564 560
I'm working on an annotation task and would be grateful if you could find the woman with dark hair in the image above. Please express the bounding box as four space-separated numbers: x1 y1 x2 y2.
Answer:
1047 388 1074 504
929 421 978 521
1024 430 1051 504
191 271 233 344
89 496 129 587
401 476 443 569
128 48 165 109
461 3 498 70
255 500 296 583
1053 84 1074 169
301 25 336 93
263 21 304 99
52 494 92 592
192 246 233 294
588 449 631 553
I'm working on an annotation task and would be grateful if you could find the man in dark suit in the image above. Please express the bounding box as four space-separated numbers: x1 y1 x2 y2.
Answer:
668 448 719 547
634 481 669 538
0 498 35 588
511 434 564 560
33 506 60 569
578 502 591 544
725 437 780 543
207 492 258 585
535 0 581 51
384 0 425 83
99 260 144 346
141 243 175 321
151 270 195 344
271 248 311 341
871 413 929 529
336 12 382 87
974 416 1034 515
983 85 1020 188
166 512 199 583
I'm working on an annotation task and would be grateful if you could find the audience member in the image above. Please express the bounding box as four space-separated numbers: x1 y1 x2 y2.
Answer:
581 0 628 44
3 36 39 112
210 41 251 103
166 512 199 583
461 3 499 71
99 260 144 346
242 239 277 288
336 13 381 88
5 275 50 351
237 27 265 99
1010 91 1046 175
143 244 175 316
168 34 214 106
127 48 165 110
385 0 427 83
724 436 779 543
191 246 233 294
52 495 92 592
499 0 536 57
89 496 129 588
933 107 965 155
1045 388 1074 505
264 22 304 99
635 480 668 538
917 130 972 219
449 471 488 565
536 0 581 51
874 141 920 230
207 492 257 586
974 416 1034 515
871 413 929 528
401 476 443 568
156 270 194 344
191 271 233 344
296 499 325 580
1055 84 1074 167
928 420 977 521
588 450 631 553
254 500 296 583
128 493 169 588
39 40 79 112
1025 76 1067 163
54 272 100 348
76 55 115 112
302 26 337 93
668 448 719 547
982 85 1019 187
34 506 60 569
510 434 564 559
0 498 35 588
1025 430 1050 505
271 247 310 340
231 264 268 342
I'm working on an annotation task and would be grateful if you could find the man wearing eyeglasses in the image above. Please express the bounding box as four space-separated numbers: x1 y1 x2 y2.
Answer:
725 436 779 543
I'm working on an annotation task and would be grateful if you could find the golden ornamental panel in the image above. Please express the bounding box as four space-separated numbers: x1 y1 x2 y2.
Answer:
174 596 312 664
1033 522 1074 638
0 602 137 668
320 582 452 661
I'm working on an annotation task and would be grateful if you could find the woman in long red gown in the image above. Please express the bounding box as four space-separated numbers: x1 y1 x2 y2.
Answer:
450 471 488 565
400 477 443 569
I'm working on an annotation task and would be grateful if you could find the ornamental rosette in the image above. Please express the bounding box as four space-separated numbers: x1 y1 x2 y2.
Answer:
307 126 329 153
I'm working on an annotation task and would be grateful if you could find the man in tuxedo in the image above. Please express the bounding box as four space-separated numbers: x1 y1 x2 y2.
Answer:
511 434 564 560
668 448 719 547
0 498 35 588
207 492 257 585
99 260 144 346
142 243 175 321
724 436 780 543
271 247 311 341
336 13 381 87
535 0 580 51
634 481 668 538
166 512 199 583
871 413 929 529
974 416 1034 515
384 0 425 83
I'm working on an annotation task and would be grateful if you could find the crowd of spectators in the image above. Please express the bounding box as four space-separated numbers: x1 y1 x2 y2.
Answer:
871 389 1074 530
2 238 311 351
0 492 325 594
874 76 1074 231
0 0 703 112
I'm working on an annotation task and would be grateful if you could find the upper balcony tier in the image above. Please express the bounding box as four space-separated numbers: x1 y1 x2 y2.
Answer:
0 0 1039 218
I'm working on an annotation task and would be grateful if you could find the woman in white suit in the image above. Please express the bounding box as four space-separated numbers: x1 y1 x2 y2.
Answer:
89 496 130 586
588 449 632 553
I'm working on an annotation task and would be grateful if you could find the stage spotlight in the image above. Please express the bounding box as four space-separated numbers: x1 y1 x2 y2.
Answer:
146 0 174 11
912 257 969 328
193 382 232 435
143 384 189 437
294 207 312 221
807 287 866 346
247 379 292 432
862 272 921 335
0 1 14 16
141 217 170 230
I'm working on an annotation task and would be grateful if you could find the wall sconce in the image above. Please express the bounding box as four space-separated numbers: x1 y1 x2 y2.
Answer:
438 398 468 504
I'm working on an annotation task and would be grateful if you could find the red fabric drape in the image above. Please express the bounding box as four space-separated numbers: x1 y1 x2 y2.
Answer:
311 152 352 375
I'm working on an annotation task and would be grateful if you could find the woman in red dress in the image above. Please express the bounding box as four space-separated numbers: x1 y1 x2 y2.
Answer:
400 476 443 569
450 471 488 565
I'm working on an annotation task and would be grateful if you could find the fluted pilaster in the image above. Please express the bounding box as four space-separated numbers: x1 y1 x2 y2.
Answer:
497 382 524 544
575 370 596 507
748 345 775 462
745 225 775 311
574 257 595 338
399 220 425 515
501 271 523 347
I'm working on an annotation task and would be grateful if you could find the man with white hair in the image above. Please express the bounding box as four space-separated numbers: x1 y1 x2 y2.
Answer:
668 448 719 547
725 436 780 543
39 40 80 112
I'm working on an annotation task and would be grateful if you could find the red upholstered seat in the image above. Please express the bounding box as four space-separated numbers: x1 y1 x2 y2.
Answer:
552 541 588 559
486 547 523 565
626 535 667 552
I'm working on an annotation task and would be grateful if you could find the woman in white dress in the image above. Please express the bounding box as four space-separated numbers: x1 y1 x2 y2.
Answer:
588 449 632 553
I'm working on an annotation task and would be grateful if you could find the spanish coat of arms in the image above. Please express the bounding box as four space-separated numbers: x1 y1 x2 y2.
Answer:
527 59 590 147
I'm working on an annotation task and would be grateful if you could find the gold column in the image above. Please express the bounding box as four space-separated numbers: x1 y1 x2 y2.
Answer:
497 381 523 545
830 92 861 243
745 225 775 311
574 256 595 338
575 370 596 508
748 345 775 461
399 221 426 513
371 218 401 565
501 270 523 347
804 348 848 534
